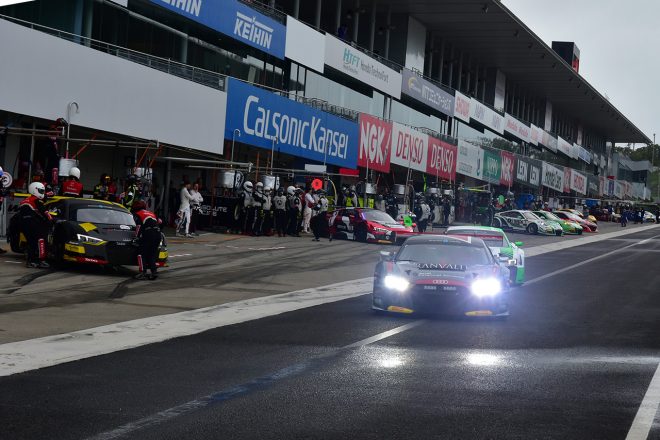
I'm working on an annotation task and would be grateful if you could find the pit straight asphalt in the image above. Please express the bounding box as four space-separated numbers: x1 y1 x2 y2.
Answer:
1 224 659 439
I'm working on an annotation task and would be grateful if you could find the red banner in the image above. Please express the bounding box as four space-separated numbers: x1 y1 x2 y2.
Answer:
426 137 457 181
358 114 392 173
500 151 515 187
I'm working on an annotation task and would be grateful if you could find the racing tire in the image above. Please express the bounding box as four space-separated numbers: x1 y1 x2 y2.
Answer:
527 223 538 235
9 234 22 254
354 225 368 243
491 217 502 228
577 230 583 235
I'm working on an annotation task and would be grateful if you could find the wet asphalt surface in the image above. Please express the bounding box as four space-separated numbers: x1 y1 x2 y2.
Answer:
1 228 660 439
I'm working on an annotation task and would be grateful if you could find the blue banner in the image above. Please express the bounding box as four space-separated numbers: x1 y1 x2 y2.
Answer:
225 78 358 169
150 0 286 59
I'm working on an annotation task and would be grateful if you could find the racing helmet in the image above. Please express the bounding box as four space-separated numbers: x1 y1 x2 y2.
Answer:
277 187 284 196
255 182 264 190
28 182 46 200
127 174 138 184
243 181 253 192
287 186 296 195
131 200 147 212
69 167 81 180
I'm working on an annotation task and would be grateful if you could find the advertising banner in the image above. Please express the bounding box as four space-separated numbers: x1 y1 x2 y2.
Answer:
529 124 542 146
570 169 587 195
482 149 502 184
504 114 531 144
426 138 457 181
515 155 529 185
358 114 392 173
453 91 471 123
563 166 572 193
587 175 600 196
542 162 564 192
500 151 515 187
151 0 286 59
528 159 542 188
540 131 558 153
324 34 402 99
470 98 504 135
599 176 606 197
401 69 454 117
457 140 484 180
608 179 615 197
613 180 623 199
570 143 579 160
225 78 358 168
557 136 572 158
285 17 325 73
390 122 427 172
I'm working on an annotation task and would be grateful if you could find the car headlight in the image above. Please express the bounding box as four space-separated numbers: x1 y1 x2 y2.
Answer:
76 234 104 244
383 275 410 292
471 278 502 298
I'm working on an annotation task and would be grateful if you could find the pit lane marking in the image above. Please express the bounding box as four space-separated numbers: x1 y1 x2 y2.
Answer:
247 246 287 251
168 254 192 258
626 362 660 440
84 319 425 440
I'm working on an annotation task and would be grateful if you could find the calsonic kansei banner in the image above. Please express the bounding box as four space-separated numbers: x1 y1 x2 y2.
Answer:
570 169 587 195
500 151 515 187
542 162 564 192
358 114 392 173
426 137 457 181
457 140 484 180
151 0 286 59
390 122 427 172
225 78 358 168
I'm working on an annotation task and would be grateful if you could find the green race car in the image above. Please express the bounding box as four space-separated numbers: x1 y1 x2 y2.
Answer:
446 225 525 285
533 211 583 235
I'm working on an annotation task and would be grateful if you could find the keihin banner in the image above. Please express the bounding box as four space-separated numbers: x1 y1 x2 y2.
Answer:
470 98 504 135
426 138 457 181
358 114 392 173
151 0 286 59
542 162 564 192
453 91 471 123
401 69 454 117
225 78 358 168
457 140 484 180
324 35 402 99
390 123 427 172
570 169 587 195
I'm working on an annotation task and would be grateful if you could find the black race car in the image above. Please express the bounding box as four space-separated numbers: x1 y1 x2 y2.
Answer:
8 197 168 267
372 235 510 317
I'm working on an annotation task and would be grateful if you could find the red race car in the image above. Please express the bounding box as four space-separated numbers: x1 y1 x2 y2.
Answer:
329 208 415 244
554 211 598 232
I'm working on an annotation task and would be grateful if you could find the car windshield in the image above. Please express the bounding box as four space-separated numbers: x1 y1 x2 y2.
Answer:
538 211 560 221
362 210 396 223
523 211 540 221
450 230 506 247
73 207 136 226
396 242 493 266
562 212 581 221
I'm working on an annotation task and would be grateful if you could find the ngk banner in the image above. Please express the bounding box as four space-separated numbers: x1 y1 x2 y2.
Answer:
482 150 501 184
390 123 428 172
563 166 571 193
570 169 587 195
426 138 457 181
457 140 484 180
500 151 515 187
358 114 392 173
542 162 564 192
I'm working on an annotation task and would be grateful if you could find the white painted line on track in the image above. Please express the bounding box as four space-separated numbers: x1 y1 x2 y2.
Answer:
626 362 660 440
0 278 373 377
4 260 22 264
168 254 192 258
343 321 425 349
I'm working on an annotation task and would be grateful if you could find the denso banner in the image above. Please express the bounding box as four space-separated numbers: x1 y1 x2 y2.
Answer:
401 69 454 117
225 78 358 168
500 151 515 187
151 0 286 59
470 98 504 135
570 169 587 195
453 91 471 123
324 34 402 99
390 122 427 172
504 114 530 144
542 162 564 192
482 149 501 184
358 114 392 173
457 140 484 180
426 137 457 181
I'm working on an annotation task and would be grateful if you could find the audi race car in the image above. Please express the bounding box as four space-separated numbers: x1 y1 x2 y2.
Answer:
553 211 598 232
372 235 510 317
446 226 525 285
493 210 562 236
8 197 168 267
558 208 598 224
330 208 415 244
533 210 583 235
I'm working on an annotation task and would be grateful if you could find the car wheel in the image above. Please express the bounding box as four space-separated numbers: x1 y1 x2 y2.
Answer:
354 225 368 242
492 217 502 228
577 229 583 235
527 223 538 235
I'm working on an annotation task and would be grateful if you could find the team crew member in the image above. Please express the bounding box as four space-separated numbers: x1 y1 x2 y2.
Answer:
286 186 301 237
189 183 204 236
132 201 162 280
122 175 140 209
311 190 328 242
302 187 315 233
252 182 265 236
60 167 83 197
19 182 53 268
273 187 287 237
94 174 111 200
176 181 193 237
0 166 7 254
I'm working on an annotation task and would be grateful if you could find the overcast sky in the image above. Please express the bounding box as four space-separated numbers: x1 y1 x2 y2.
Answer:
502 0 659 145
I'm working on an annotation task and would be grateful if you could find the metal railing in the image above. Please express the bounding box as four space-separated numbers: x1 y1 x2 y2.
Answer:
238 0 287 23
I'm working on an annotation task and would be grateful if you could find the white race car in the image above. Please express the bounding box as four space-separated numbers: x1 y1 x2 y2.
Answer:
493 210 562 236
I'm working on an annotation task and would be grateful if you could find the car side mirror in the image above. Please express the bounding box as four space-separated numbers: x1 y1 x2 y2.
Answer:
379 251 394 261
514 241 524 247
